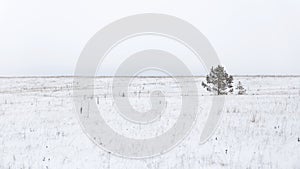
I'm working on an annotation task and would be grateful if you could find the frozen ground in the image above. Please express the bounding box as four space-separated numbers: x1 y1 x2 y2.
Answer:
0 76 299 169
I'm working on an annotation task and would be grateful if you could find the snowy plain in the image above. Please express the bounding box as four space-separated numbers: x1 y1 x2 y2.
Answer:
0 76 299 169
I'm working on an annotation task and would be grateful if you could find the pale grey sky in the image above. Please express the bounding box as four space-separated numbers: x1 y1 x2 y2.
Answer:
0 0 299 76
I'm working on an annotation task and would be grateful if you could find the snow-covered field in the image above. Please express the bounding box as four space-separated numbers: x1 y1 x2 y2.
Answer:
0 76 299 169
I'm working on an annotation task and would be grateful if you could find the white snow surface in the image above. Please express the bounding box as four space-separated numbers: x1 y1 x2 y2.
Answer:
0 76 299 169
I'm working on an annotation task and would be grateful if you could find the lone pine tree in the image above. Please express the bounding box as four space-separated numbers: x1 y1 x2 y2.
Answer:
202 65 234 95
236 81 246 95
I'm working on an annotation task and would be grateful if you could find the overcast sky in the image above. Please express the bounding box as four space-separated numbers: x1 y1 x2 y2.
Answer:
0 0 299 76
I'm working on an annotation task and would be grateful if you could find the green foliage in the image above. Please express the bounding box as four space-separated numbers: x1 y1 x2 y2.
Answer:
202 65 234 95
236 81 246 95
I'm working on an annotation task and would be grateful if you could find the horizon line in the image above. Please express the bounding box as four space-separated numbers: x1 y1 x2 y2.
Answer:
0 75 300 78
